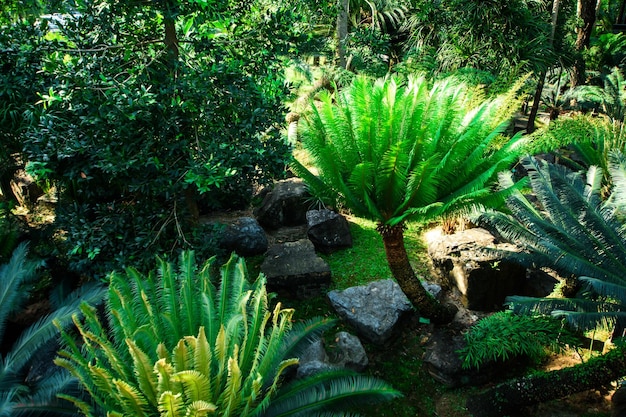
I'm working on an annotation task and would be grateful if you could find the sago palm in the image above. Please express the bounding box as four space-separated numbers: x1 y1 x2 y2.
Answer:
0 242 106 416
291 74 527 323
478 153 626 333
55 251 400 417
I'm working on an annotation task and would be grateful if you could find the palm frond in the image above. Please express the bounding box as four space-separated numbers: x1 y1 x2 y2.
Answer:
0 243 40 341
261 371 401 417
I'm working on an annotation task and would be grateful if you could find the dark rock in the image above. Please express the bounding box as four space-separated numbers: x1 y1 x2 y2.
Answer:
218 217 268 257
422 328 468 387
254 178 311 229
296 338 336 378
334 331 368 372
426 226 546 311
306 209 353 254
260 239 331 298
327 279 413 345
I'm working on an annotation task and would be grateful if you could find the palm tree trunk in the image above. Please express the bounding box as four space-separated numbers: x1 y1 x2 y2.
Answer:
336 0 349 69
466 343 626 417
377 224 456 324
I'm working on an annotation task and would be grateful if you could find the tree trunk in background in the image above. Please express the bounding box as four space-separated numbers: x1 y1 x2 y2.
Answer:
336 0 349 69
378 223 457 324
571 0 598 87
163 8 199 223
526 0 560 133
466 344 626 417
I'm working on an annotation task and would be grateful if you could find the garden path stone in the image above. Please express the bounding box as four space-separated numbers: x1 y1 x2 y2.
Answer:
306 209 353 254
260 239 331 298
218 216 268 257
253 178 310 229
327 279 412 345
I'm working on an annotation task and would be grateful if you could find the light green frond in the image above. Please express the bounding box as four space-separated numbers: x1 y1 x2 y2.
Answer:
193 327 212 377
126 339 158 406
220 356 242 415
113 379 150 417
158 391 184 417
171 370 212 403
155 358 176 395
186 400 217 417
172 339 190 374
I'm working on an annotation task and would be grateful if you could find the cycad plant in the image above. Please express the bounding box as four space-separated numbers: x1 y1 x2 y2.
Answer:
0 242 105 416
291 74 527 323
478 153 626 333
55 251 400 417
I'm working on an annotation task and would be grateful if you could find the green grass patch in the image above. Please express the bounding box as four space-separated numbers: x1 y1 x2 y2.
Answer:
321 215 431 290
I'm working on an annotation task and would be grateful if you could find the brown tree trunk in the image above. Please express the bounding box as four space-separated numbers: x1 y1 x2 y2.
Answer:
336 0 349 69
378 223 457 324
466 344 626 417
163 6 199 224
571 0 598 87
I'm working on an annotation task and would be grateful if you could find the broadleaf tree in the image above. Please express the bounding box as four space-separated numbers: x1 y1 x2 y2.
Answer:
24 0 309 276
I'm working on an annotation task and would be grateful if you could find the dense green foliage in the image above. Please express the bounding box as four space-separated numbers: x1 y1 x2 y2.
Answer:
21 0 310 276
0 243 105 416
56 251 400 416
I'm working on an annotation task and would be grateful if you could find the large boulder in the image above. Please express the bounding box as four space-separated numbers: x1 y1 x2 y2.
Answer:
260 239 331 298
327 279 413 345
425 227 557 311
218 217 268 257
306 209 353 254
254 178 310 229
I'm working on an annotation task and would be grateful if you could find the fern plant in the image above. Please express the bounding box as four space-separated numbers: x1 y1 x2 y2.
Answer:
292 73 527 323
0 242 105 416
478 153 626 333
55 251 400 416
458 311 578 370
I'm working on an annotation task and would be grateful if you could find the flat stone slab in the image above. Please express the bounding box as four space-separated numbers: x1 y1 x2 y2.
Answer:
260 239 331 298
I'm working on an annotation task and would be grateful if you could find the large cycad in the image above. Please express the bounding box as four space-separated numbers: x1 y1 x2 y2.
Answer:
291 74 527 323
478 154 626 332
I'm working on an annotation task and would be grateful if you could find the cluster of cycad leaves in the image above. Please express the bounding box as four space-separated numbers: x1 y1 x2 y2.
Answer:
55 252 400 417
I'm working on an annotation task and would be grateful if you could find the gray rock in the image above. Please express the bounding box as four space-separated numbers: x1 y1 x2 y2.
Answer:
306 209 353 254
260 239 331 298
327 279 413 345
254 178 310 229
422 329 468 387
296 338 336 378
218 217 268 257
335 331 368 372
426 226 532 311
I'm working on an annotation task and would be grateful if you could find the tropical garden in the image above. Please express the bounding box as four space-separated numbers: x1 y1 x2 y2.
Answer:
3 0 626 415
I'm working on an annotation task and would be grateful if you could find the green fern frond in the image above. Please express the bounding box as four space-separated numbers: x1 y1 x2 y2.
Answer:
158 391 185 417
0 242 40 341
261 371 402 417
127 339 158 406
113 379 150 417
170 370 212 404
